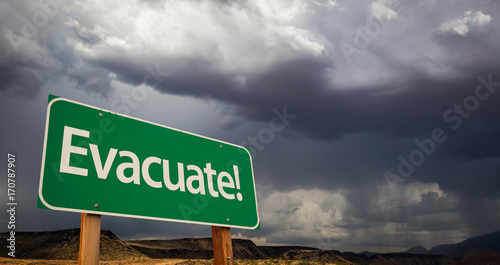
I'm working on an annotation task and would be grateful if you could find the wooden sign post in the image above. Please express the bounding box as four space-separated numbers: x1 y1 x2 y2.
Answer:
79 213 102 265
212 226 233 265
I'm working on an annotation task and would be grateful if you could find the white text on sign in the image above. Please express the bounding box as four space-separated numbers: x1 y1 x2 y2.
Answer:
59 126 243 201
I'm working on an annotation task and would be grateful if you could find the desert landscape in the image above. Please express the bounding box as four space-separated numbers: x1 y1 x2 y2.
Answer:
1 229 500 265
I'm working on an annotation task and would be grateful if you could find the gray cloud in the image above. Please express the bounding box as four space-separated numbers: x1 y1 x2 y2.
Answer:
1 0 499 253
60 0 500 161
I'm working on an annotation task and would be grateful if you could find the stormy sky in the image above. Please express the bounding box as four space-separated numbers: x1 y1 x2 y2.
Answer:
1 0 500 253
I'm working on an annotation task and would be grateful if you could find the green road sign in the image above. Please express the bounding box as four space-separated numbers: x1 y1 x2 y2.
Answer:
38 96 259 229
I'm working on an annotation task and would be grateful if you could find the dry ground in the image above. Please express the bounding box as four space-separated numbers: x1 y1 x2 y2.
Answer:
0 257 344 265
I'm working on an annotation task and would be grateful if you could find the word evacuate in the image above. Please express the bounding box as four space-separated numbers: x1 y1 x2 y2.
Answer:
60 126 243 201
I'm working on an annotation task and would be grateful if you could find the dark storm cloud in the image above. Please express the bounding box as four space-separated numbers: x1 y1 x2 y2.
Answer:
100 50 500 161
68 0 500 163
1 0 500 252
0 1 114 97
0 1 61 96
3 0 499 148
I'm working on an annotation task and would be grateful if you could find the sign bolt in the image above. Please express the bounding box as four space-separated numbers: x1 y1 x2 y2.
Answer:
220 145 223 148
94 203 99 208
226 218 230 222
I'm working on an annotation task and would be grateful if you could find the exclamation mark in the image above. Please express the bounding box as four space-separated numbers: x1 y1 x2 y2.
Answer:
234 165 243 201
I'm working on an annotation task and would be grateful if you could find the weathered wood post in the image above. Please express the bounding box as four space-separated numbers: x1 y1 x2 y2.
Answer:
79 213 101 265
212 226 234 265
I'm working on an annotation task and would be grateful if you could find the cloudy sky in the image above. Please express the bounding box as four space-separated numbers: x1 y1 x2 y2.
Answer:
1 0 500 253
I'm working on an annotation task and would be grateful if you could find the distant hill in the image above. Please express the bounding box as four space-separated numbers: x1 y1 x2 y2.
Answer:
128 237 328 260
330 250 370 264
128 239 368 263
406 245 430 255
456 249 500 265
359 250 379 257
127 237 269 259
258 245 319 258
0 229 146 260
0 228 318 261
406 230 500 258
